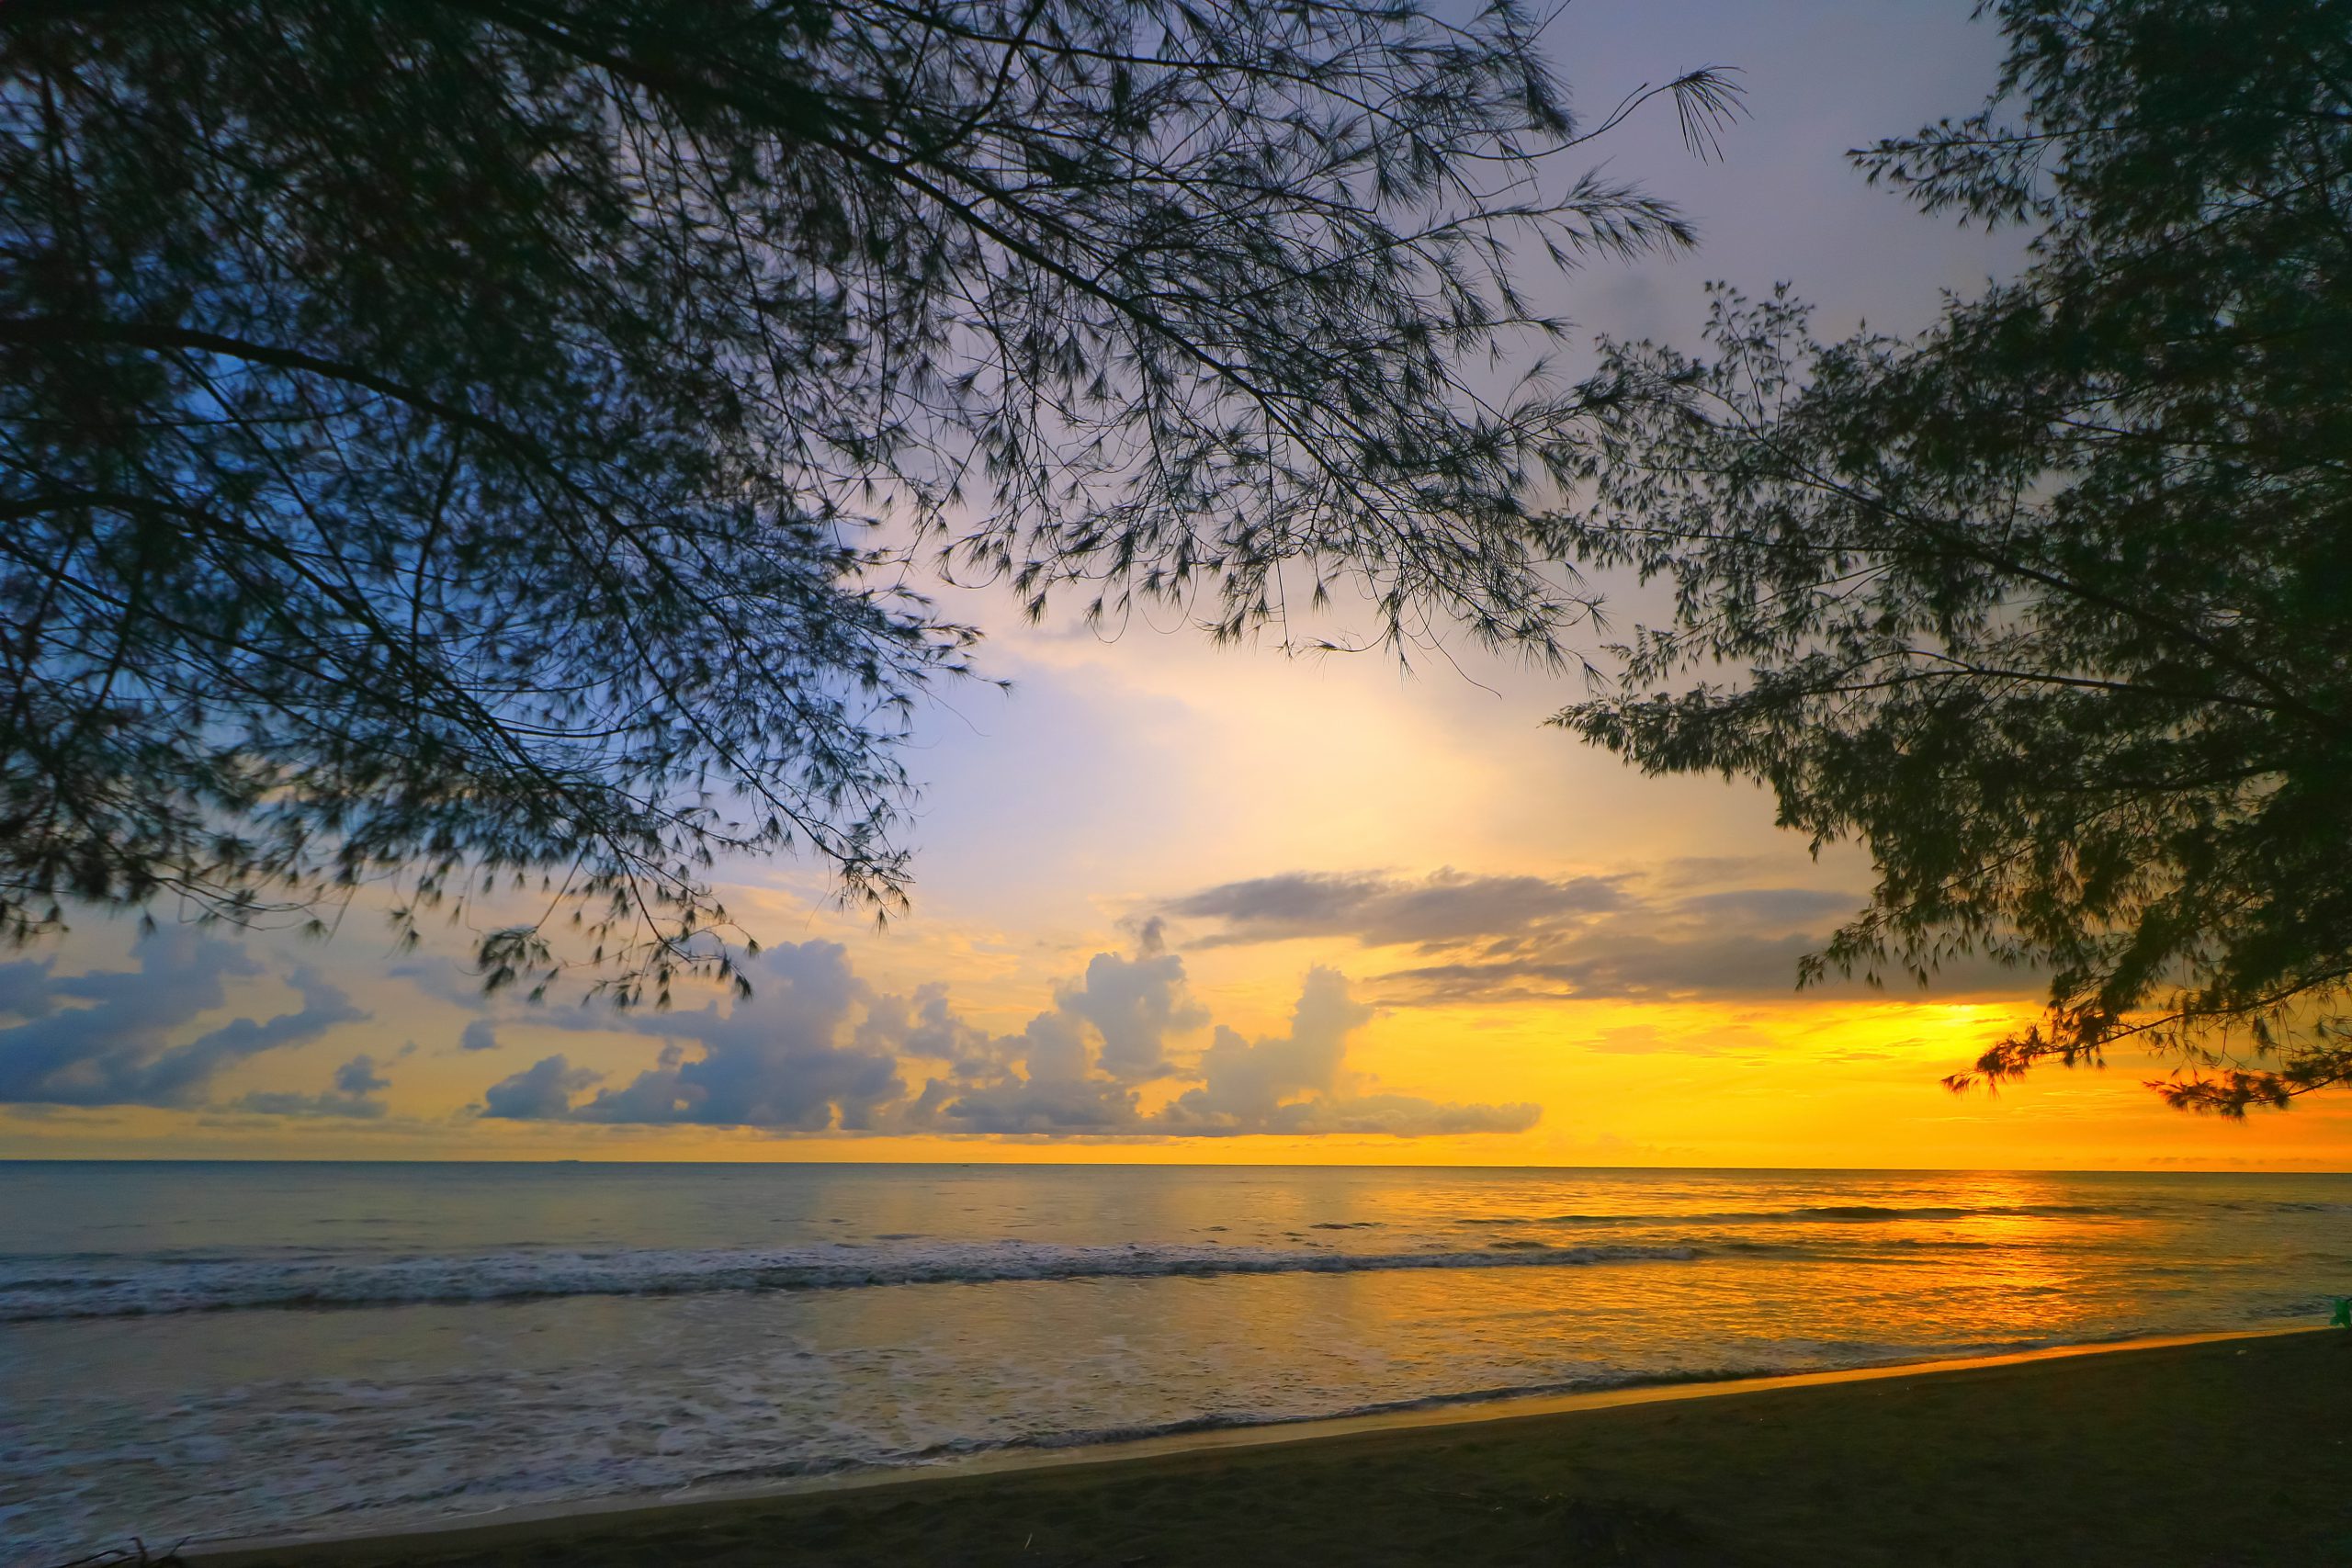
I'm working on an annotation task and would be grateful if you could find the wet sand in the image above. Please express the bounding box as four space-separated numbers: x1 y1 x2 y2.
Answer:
193 1328 2351 1567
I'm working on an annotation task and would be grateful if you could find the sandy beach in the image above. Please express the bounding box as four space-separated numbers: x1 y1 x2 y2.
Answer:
188 1328 2351 1568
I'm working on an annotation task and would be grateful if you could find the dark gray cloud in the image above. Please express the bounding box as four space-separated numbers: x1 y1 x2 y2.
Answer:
471 942 1532 1140
233 1053 393 1119
0 931 365 1107
482 1055 605 1119
338 1055 390 1095
1165 870 1626 950
1384 932 2034 1006
458 1020 500 1053
481 942 909 1131
1670 888 1862 927
1385 933 1824 1004
0 958 63 1022
1158 866 2029 1007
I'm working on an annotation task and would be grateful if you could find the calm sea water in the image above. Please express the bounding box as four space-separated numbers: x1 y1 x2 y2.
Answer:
2 1160 2346 1562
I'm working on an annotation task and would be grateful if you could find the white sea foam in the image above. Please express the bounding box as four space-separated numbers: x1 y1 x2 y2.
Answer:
0 1238 1702 1321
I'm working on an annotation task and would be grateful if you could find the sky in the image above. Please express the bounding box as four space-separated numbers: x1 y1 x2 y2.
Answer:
4 1 2346 1169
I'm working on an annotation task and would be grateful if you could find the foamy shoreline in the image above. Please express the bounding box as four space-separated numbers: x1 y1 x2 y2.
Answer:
181 1325 2314 1564
17 1164 2342 1565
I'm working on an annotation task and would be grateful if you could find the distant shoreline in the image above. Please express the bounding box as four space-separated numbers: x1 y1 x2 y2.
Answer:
187 1327 2340 1568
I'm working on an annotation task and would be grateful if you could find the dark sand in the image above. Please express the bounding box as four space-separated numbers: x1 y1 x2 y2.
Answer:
195 1330 2351 1568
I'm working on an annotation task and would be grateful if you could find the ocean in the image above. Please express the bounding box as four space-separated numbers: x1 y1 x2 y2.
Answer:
2 1160 2346 1563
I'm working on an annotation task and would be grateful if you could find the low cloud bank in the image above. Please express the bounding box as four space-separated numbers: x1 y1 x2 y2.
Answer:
0 931 365 1109
479 941 1535 1140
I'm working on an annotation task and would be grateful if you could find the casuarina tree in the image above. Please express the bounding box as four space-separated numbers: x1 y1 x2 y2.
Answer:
0 0 1736 1000
1558 0 2352 1111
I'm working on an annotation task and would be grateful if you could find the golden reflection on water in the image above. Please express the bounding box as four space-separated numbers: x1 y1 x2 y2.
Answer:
5 1162 2343 1565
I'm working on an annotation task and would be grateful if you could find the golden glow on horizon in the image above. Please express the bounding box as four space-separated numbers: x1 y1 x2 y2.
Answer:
1 623 2346 1173
5 964 2346 1169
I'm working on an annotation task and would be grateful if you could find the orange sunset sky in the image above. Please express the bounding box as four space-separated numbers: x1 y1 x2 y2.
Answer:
3 0 2345 1170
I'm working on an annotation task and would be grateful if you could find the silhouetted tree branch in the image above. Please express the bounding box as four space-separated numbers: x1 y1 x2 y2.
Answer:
1555 0 2352 1112
0 0 1736 1001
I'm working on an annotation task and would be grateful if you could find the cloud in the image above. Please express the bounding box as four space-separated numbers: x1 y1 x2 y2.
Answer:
0 958 64 1022
337 1055 391 1095
1670 888 1863 927
1384 932 1824 1004
1052 949 1209 1080
233 1053 394 1119
1153 966 1537 1136
482 1055 605 1119
1159 966 1365 1127
931 1010 1145 1134
478 942 907 1131
470 942 1532 1140
1157 866 2028 1006
1163 869 1626 950
582 942 909 1130
458 1020 500 1053
921 961 1533 1139
0 931 365 1108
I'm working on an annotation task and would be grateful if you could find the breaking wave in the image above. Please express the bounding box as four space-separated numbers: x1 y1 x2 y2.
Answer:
0 1238 1701 1322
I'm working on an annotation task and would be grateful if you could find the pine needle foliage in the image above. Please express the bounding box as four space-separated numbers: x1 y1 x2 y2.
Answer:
1557 0 2352 1112
0 0 1736 1000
